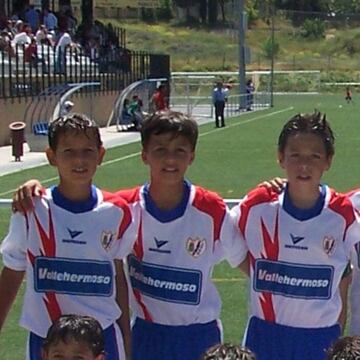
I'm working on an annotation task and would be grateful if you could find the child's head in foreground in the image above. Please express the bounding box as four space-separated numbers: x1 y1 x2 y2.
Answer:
42 314 105 360
277 110 335 188
140 110 198 151
202 343 256 360
326 335 360 359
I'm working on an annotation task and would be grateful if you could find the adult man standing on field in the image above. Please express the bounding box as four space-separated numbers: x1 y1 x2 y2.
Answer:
212 81 228 128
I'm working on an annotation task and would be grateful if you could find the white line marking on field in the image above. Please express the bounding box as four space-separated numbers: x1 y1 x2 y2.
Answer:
200 106 294 137
0 107 293 198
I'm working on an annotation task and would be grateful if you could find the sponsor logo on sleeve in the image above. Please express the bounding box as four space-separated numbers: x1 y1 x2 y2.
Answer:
128 255 202 305
254 259 333 299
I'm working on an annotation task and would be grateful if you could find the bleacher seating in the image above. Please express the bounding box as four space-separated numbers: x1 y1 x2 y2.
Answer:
33 122 49 135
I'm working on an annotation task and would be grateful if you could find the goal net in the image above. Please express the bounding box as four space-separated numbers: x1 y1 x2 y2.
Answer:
170 70 320 117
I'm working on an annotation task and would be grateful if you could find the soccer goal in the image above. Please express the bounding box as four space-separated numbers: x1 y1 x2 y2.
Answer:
171 71 272 118
170 70 321 117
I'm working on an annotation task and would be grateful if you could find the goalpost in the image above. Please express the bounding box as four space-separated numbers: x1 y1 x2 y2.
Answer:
171 70 321 117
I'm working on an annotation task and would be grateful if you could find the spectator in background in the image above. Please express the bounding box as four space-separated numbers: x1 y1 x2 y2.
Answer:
59 100 74 117
64 9 77 37
0 29 15 57
128 95 144 130
25 5 40 34
120 98 133 126
212 81 228 128
35 24 48 44
4 20 15 39
151 84 167 112
43 8 58 31
246 79 255 111
13 20 23 34
12 22 31 47
55 27 73 74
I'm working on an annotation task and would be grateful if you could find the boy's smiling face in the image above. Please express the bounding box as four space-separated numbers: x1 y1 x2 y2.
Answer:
278 132 332 191
141 132 195 186
46 130 105 197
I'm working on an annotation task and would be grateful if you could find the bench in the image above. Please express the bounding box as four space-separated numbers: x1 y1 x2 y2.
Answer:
33 122 49 135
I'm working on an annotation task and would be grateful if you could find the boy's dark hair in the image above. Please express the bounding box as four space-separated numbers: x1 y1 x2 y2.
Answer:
42 314 104 356
327 335 360 359
141 110 198 151
48 113 102 150
202 343 256 360
278 110 335 157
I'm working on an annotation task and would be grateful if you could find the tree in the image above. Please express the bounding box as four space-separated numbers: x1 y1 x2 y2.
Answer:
173 0 202 22
208 0 218 26
329 0 360 13
263 36 279 59
81 0 94 27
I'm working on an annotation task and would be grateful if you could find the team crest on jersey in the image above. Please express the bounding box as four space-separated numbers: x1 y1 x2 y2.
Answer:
323 236 336 256
101 231 115 251
186 237 206 258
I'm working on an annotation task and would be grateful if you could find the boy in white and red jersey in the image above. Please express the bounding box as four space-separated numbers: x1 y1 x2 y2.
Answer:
233 111 360 360
115 110 248 360
11 110 249 360
0 114 134 360
344 190 360 335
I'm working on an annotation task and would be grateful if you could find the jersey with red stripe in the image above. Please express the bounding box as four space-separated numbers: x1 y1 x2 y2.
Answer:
115 181 247 326
232 185 360 328
0 186 134 337
345 188 360 334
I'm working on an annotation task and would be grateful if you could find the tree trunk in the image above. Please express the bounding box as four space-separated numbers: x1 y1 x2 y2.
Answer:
208 0 218 26
220 0 226 22
199 0 207 24
81 0 93 27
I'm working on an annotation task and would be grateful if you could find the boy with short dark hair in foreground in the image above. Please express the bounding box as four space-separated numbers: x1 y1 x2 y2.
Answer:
0 113 134 359
42 314 105 360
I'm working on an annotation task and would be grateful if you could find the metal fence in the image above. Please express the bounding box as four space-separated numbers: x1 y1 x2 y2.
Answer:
0 44 169 99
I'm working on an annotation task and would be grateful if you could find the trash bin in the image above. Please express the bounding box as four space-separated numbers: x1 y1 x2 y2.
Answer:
9 122 26 161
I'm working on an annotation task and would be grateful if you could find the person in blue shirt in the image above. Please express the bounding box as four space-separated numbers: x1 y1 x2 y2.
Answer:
212 81 228 128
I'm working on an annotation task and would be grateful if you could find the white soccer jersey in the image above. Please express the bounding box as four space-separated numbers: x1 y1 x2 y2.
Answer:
116 181 248 326
0 186 134 337
232 185 360 329
346 189 360 334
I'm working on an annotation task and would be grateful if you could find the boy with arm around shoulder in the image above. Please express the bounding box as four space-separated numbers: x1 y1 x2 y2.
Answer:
232 111 360 360
0 113 134 359
115 110 248 360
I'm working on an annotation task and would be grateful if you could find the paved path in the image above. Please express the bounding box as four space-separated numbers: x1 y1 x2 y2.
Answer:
0 115 215 178
0 126 141 178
